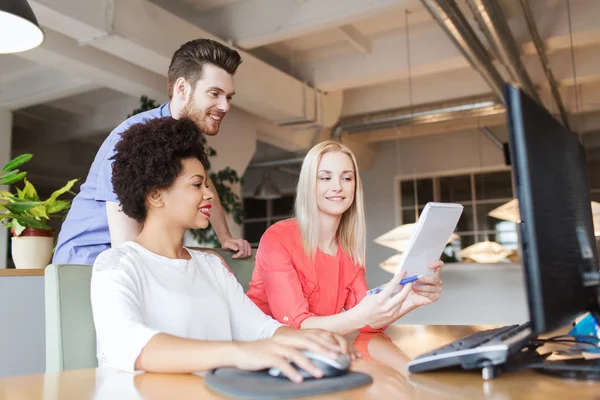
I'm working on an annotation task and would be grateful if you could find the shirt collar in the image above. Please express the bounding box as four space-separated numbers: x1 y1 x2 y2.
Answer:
162 102 173 117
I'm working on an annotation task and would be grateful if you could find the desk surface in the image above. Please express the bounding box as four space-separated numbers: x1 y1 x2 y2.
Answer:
0 325 598 399
0 268 45 277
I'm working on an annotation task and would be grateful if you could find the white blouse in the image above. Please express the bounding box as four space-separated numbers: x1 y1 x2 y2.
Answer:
91 241 282 372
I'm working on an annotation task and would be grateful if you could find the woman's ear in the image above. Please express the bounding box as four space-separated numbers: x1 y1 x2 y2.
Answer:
147 190 164 208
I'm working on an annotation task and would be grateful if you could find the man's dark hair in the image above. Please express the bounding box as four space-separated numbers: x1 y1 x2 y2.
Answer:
111 117 209 223
167 38 243 98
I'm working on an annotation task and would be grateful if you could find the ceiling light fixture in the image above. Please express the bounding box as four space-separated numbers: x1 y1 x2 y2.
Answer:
0 0 44 54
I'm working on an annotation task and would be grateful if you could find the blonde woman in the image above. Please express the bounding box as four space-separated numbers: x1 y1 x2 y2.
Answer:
247 141 444 334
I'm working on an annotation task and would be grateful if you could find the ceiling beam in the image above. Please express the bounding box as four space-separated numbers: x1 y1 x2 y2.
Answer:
535 43 600 88
15 28 168 102
30 0 342 126
46 98 96 116
341 67 491 117
339 42 600 118
288 0 600 92
338 25 372 54
0 66 98 110
188 0 415 49
15 93 323 157
12 95 140 149
256 118 321 153
294 21 468 92
520 0 600 55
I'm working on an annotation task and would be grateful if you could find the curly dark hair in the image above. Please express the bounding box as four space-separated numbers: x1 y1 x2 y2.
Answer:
111 117 209 223
168 38 243 98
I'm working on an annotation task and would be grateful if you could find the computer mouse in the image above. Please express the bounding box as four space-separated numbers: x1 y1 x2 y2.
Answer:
268 350 350 380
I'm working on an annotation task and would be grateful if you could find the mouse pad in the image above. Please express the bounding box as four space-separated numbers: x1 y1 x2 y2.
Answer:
204 368 373 399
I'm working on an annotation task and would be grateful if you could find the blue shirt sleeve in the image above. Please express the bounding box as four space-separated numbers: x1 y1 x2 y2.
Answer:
94 133 120 203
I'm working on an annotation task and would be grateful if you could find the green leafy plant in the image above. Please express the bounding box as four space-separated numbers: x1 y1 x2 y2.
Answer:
0 153 31 186
130 96 245 247
0 154 78 236
0 178 78 236
128 96 160 118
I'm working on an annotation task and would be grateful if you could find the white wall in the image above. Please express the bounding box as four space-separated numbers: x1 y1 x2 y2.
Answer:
206 108 257 176
0 108 12 269
0 276 45 377
396 263 528 325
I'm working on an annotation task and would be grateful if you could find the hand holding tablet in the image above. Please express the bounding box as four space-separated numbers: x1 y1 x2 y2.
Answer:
368 202 463 295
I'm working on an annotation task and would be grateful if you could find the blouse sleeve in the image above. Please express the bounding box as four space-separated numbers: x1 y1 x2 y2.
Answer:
255 230 316 328
345 266 388 333
91 251 161 372
208 254 283 341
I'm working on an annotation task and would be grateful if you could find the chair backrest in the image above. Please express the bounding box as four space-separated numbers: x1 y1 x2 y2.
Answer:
43 250 256 373
44 264 97 372
207 248 257 292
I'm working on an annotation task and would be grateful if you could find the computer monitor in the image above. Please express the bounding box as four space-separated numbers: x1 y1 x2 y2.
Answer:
505 84 600 335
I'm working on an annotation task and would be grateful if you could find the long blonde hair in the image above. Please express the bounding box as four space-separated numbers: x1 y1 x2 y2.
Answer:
295 141 366 266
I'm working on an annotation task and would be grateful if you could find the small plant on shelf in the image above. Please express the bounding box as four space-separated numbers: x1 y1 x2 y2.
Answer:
0 154 78 268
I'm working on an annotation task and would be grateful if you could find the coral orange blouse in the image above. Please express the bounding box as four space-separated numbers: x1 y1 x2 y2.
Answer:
246 219 383 333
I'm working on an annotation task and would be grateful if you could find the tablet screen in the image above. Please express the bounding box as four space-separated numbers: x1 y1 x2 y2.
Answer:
395 202 463 277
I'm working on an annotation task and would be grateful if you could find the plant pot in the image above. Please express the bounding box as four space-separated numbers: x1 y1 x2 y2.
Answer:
11 227 54 269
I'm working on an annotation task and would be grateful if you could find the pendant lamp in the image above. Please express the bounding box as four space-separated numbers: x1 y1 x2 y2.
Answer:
0 0 44 54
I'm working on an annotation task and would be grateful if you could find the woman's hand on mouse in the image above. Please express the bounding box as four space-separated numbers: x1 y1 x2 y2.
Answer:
273 326 360 360
233 339 322 383
232 327 358 383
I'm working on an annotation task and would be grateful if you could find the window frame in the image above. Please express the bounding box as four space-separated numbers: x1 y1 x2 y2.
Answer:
242 191 296 247
394 166 518 252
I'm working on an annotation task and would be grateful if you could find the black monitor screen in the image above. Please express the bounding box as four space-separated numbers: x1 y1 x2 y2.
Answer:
506 84 600 334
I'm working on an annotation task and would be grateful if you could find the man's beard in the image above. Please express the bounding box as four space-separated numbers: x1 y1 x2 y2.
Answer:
180 102 220 136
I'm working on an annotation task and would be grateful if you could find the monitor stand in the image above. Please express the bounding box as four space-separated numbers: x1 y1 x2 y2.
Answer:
529 359 600 380
530 301 600 380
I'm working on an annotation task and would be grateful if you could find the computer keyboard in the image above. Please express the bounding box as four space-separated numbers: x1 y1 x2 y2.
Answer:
407 322 534 374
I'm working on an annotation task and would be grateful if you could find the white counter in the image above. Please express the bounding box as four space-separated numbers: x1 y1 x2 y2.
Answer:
0 271 45 377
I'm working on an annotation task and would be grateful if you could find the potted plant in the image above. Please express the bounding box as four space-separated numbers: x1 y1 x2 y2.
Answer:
0 154 77 269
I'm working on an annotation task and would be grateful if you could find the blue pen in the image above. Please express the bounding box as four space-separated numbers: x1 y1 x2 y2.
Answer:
366 275 423 295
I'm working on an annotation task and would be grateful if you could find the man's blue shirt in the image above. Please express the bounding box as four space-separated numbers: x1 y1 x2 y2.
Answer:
52 104 172 265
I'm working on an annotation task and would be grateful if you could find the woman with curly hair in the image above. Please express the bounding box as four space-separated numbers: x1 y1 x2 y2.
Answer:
90 117 353 381
247 141 444 334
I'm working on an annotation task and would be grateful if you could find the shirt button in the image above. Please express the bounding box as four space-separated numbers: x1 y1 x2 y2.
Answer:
283 316 289 322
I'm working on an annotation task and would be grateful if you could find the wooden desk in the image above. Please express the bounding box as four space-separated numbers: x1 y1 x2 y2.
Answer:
0 268 45 277
0 325 598 399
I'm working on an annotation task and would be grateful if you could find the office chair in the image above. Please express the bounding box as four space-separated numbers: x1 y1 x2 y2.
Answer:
43 250 255 373
207 248 257 292
44 264 97 372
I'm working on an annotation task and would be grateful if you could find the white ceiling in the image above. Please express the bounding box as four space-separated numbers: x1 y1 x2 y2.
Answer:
1 0 600 185
63 88 126 107
180 0 247 13
0 57 38 76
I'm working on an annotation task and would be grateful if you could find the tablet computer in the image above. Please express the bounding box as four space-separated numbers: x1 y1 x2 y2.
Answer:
394 202 463 278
